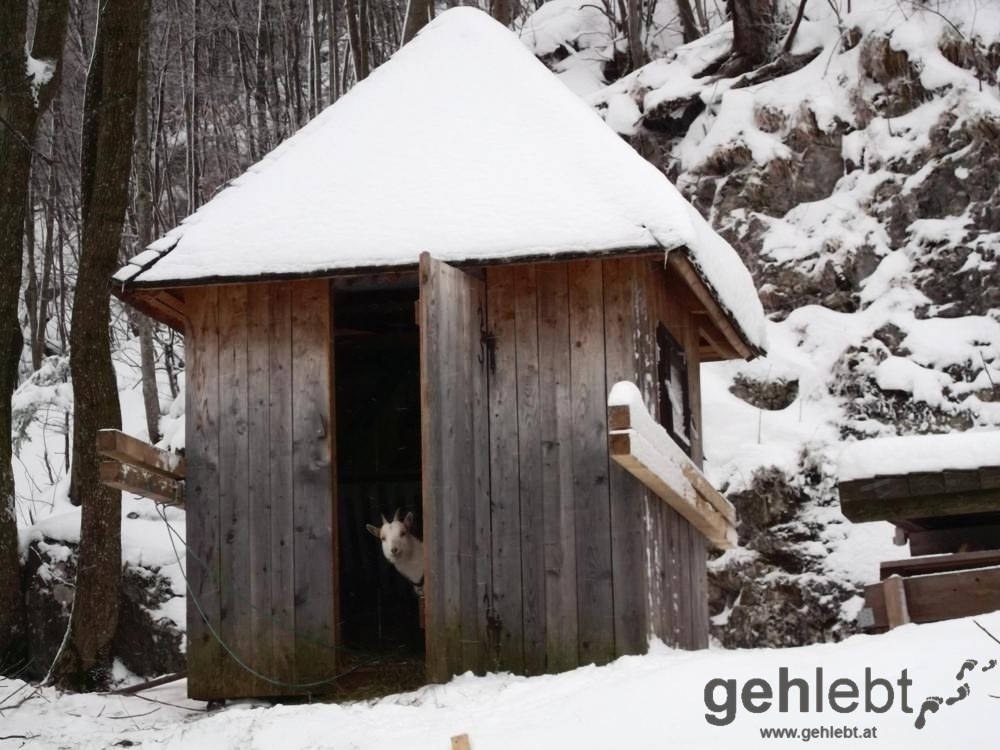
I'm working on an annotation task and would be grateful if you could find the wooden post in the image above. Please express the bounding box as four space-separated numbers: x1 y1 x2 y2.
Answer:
451 735 471 750
883 575 911 629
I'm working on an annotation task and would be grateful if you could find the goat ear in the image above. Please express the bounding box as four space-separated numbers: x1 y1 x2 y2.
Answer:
403 512 414 530
392 508 401 523
366 524 380 538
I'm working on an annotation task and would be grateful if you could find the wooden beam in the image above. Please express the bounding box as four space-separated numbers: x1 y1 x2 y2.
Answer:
112 287 187 332
840 481 1000 523
909 522 1000 555
881 549 1000 579
97 429 186 479
610 432 735 549
694 318 740 362
607 385 737 549
862 565 1000 630
99 461 185 507
666 253 756 361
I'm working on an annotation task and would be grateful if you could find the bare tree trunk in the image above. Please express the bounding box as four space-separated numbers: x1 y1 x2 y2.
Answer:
491 0 518 27
726 0 777 73
134 4 161 445
0 0 69 674
254 0 272 153
358 0 371 78
49 0 148 692
307 0 321 115
327 0 340 103
676 0 702 43
782 0 808 54
345 0 369 80
36 142 58 362
625 0 644 71
186 0 201 210
24 185 40 368
401 0 433 45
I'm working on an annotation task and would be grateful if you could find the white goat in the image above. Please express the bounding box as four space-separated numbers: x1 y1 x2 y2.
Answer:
366 509 423 593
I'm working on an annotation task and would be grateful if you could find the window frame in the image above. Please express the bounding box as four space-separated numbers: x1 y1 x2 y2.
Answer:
656 321 693 456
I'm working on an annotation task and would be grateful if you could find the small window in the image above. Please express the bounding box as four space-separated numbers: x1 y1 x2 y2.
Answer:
656 322 692 455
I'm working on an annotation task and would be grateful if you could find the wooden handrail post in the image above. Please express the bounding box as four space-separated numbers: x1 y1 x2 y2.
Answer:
883 575 911 629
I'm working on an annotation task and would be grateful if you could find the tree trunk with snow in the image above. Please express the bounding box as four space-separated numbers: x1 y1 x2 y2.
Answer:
0 0 68 674
676 0 702 43
49 0 148 692
723 0 777 74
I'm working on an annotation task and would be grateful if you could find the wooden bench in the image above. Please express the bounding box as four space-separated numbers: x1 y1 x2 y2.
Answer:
861 556 1000 632
839 458 1000 632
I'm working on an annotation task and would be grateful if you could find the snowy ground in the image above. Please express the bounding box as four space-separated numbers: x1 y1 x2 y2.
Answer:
2 612 999 749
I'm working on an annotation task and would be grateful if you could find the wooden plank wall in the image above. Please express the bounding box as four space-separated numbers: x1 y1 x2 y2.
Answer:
419 257 491 683
645 261 710 650
185 279 337 700
478 256 711 675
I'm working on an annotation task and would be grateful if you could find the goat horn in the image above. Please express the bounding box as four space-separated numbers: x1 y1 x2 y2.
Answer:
380 513 389 525
393 508 401 522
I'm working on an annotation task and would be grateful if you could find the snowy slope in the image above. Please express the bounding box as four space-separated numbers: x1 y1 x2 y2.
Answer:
2 612 1000 748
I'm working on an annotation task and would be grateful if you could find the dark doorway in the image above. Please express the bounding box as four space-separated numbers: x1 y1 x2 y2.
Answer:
334 284 425 670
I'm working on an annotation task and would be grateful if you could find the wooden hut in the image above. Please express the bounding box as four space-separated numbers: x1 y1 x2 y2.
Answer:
109 8 766 700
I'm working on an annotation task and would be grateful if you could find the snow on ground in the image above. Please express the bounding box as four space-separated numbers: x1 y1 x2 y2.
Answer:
3 612 1000 749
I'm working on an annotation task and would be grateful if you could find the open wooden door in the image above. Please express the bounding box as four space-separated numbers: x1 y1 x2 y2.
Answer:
419 253 492 681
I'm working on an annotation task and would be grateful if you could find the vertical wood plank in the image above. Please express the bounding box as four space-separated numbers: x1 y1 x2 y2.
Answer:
635 261 668 647
218 284 252 693
420 252 447 682
268 283 297 684
689 529 710 648
603 258 649 655
486 266 525 673
513 266 546 675
644 261 712 650
568 259 614 666
291 279 337 685
184 287 223 699
536 264 578 672
419 255 490 680
602 258 651 658
685 310 705 469
246 285 273 686
884 576 911 628
469 275 491 675
676 507 694 647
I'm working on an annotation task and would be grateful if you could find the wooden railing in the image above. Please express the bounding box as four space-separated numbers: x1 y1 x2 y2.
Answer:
607 382 737 549
97 429 186 507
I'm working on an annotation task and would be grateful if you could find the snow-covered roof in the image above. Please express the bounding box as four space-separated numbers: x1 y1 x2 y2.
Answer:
115 7 766 352
838 431 1000 482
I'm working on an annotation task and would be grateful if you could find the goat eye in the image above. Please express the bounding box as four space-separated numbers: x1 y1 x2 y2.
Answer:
400 531 407 537
380 536 385 541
